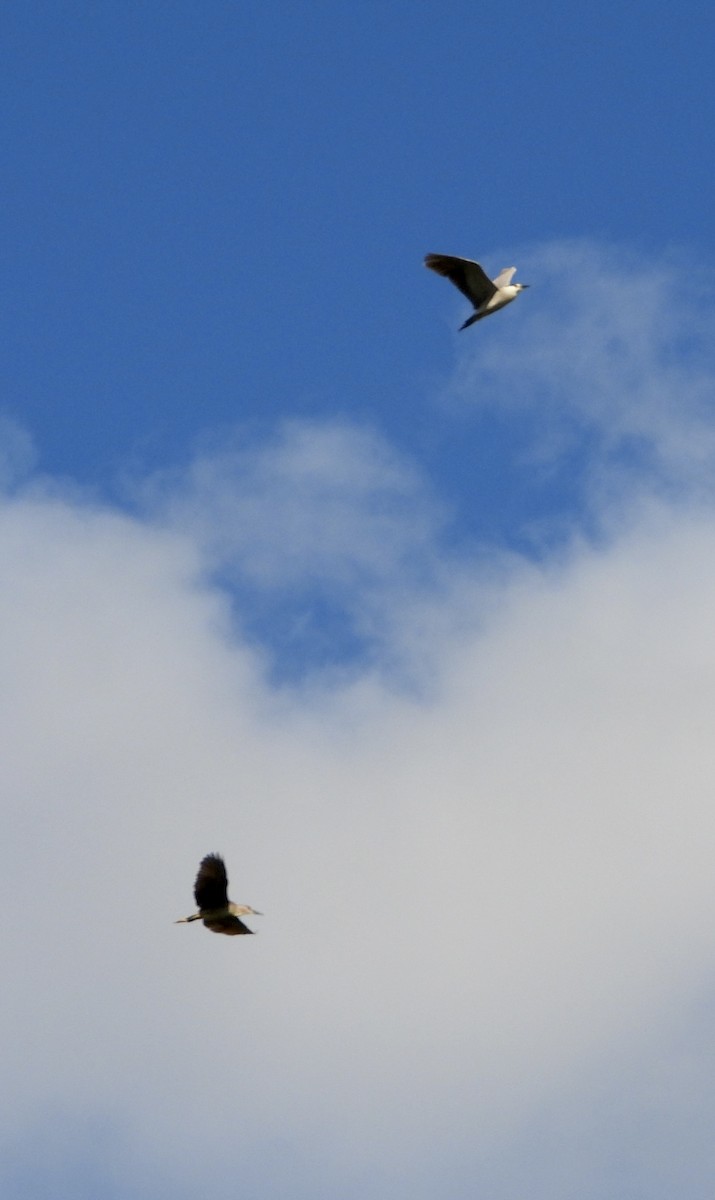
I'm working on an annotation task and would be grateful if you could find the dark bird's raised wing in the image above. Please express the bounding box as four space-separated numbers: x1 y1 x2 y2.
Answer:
203 914 254 936
194 854 230 910
424 254 496 307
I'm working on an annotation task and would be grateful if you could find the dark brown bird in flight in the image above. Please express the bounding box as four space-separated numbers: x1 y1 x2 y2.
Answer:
175 853 262 935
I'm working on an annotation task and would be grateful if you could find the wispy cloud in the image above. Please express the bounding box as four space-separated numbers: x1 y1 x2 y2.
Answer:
141 418 443 589
0 415 37 491
450 240 715 513
135 418 449 683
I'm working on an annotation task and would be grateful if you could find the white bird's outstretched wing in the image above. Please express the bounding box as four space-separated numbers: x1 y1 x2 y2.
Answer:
492 267 517 289
424 254 497 306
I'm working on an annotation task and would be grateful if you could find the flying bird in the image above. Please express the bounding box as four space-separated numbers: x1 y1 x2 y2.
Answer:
425 253 529 329
175 853 262 935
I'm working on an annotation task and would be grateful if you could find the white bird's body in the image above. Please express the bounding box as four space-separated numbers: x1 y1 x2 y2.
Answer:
425 253 529 329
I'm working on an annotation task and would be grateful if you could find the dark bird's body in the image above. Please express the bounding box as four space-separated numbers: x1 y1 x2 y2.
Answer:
425 253 529 329
176 854 261 935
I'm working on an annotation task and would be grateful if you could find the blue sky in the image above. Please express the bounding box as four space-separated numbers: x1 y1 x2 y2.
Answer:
4 1 713 488
4 3 715 1198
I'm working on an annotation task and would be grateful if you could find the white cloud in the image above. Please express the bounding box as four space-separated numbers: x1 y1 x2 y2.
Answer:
3 485 715 1198
3 242 715 1197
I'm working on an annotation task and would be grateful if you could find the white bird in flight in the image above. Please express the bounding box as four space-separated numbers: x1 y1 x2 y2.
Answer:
425 253 529 329
175 853 262 935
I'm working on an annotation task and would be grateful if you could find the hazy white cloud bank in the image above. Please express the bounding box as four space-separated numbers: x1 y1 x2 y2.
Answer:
3 242 715 1198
